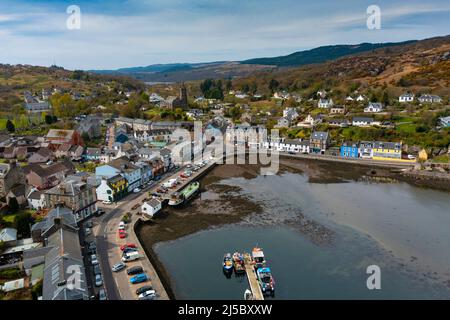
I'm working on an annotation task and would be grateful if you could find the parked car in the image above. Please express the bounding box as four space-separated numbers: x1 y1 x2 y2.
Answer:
91 254 99 265
85 221 93 228
119 230 127 239
98 288 107 300
102 200 112 205
136 285 154 295
133 188 141 193
118 221 126 230
127 266 144 275
138 290 156 300
93 264 101 275
122 247 138 254
85 228 92 236
95 274 103 287
112 262 126 272
130 273 148 284
122 251 144 262
88 242 96 250
96 209 106 216
120 243 137 251
407 154 416 160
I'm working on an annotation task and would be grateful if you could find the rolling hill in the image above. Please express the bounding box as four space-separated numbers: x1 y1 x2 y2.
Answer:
91 39 425 82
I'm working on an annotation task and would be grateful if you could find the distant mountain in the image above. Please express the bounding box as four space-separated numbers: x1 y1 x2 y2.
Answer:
93 62 225 75
242 41 417 67
90 39 435 82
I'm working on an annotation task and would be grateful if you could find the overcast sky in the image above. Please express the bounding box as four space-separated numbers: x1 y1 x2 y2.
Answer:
0 0 449 70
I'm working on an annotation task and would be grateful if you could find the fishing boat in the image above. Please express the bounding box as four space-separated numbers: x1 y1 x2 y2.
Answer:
168 181 200 207
256 267 275 296
232 252 245 275
251 247 266 269
223 253 233 274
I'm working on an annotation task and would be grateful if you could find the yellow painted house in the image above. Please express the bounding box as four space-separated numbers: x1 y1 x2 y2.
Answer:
96 174 129 203
372 141 402 160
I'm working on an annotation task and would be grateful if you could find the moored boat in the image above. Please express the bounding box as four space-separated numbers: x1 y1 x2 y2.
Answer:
232 252 245 275
223 253 233 273
243 289 253 300
256 267 275 296
251 247 266 269
168 181 200 207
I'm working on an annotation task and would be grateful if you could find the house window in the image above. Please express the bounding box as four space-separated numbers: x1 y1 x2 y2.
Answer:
107 190 112 194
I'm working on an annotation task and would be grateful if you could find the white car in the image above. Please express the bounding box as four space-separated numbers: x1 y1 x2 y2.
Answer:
102 200 112 205
407 154 416 160
118 221 125 230
138 290 156 300
85 228 92 236
95 274 103 287
91 254 99 265
133 188 141 193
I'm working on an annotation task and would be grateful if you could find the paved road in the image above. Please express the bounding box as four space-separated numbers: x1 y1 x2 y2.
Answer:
95 190 147 300
92 167 188 300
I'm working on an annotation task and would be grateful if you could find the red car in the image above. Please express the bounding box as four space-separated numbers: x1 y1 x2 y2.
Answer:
120 243 137 251
119 230 127 239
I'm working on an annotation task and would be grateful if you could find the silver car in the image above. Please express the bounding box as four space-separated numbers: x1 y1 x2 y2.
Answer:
98 288 107 300
95 274 103 287
112 262 126 272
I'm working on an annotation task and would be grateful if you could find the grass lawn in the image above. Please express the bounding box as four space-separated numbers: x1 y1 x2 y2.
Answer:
432 154 450 163
396 123 417 134
1 210 35 227
2 214 16 226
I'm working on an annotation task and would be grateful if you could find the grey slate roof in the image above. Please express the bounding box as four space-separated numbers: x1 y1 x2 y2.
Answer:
31 206 78 236
311 131 329 141
42 228 88 300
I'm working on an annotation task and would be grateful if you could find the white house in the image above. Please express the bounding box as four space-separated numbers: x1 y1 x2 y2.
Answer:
149 93 165 104
235 93 249 99
356 95 366 102
297 114 322 128
418 94 442 103
274 91 290 100
352 117 374 127
141 198 162 218
318 98 333 109
262 139 310 154
27 189 45 210
399 93 414 103
134 129 172 143
364 102 384 113
276 117 290 128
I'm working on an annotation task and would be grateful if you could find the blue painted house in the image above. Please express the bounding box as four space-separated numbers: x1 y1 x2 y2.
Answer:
84 147 101 161
340 141 359 158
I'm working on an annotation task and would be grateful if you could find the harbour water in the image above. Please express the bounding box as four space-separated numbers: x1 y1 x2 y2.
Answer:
141 159 450 299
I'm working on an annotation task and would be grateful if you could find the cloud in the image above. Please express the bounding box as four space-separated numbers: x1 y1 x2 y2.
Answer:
0 0 448 69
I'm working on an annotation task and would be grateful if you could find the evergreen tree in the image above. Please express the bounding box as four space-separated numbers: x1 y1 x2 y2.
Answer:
8 197 19 214
5 119 15 133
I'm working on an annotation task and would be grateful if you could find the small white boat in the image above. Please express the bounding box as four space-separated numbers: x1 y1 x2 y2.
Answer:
244 289 253 300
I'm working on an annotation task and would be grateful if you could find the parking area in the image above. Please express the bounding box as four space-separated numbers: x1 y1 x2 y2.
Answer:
83 162 212 300
80 212 107 300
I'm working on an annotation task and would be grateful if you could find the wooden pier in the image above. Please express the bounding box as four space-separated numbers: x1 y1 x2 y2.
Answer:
243 253 264 300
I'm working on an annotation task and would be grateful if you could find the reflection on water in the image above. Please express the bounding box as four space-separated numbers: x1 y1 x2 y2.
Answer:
154 166 450 299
